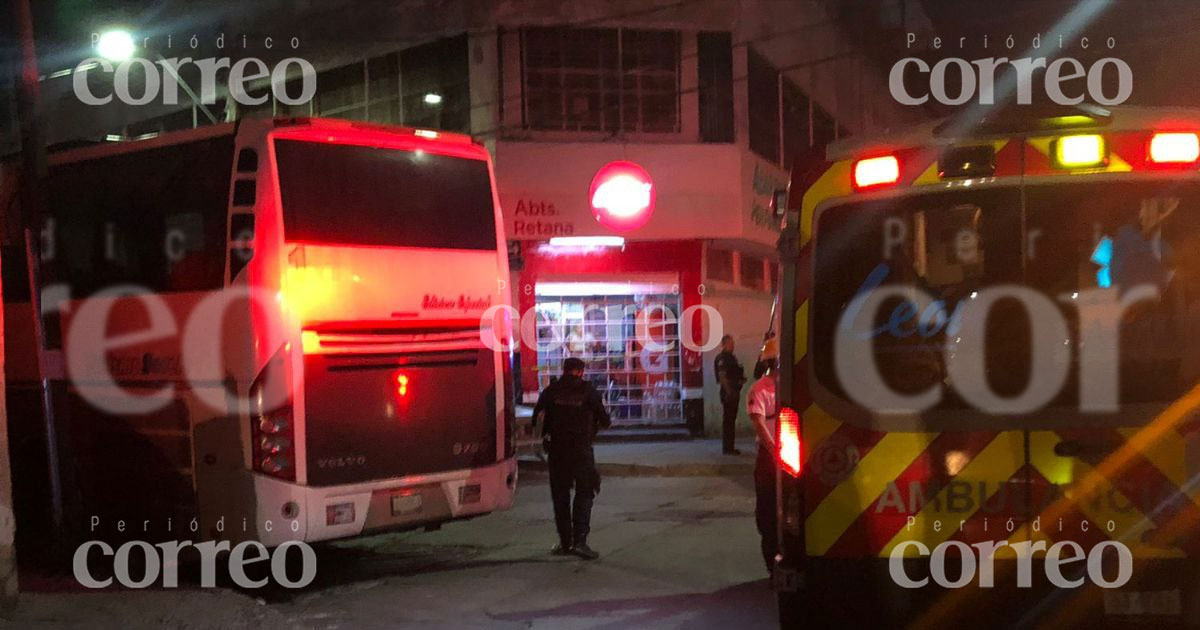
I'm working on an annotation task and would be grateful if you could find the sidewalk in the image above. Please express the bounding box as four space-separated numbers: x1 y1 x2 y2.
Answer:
520 438 758 477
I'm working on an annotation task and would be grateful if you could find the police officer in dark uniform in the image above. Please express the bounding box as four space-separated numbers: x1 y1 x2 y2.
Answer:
534 357 611 560
714 335 746 455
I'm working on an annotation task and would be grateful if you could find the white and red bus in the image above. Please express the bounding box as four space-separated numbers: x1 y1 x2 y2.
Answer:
3 117 517 548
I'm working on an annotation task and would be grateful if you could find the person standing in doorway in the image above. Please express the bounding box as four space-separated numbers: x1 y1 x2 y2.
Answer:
747 344 779 573
714 335 746 455
534 357 611 560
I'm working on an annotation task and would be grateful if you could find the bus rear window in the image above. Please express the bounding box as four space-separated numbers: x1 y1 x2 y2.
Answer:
274 139 497 250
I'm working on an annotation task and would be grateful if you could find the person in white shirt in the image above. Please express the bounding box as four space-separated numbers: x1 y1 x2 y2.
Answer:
746 345 778 574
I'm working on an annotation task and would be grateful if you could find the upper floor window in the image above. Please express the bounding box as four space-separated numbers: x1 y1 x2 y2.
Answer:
739 253 765 290
747 48 780 163
706 247 734 283
521 27 680 134
748 46 844 169
238 36 469 133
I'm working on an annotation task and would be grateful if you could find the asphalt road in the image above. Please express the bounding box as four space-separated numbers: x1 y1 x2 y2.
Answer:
13 468 777 629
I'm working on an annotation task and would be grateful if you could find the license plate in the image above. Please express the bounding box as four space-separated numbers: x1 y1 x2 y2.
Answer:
1103 590 1182 616
391 493 423 515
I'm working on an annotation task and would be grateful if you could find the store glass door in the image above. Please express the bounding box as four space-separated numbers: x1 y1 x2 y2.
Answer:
535 286 684 426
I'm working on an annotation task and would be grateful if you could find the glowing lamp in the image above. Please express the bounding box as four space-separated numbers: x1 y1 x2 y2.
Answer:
547 236 625 248
1054 134 1106 168
777 407 803 477
1149 132 1200 164
96 29 136 62
395 373 409 398
589 161 655 231
853 155 900 190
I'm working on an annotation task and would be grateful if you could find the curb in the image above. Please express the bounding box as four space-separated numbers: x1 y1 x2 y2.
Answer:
518 458 754 477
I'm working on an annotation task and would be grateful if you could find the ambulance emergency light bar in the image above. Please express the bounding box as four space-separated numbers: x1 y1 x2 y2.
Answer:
851 131 1200 189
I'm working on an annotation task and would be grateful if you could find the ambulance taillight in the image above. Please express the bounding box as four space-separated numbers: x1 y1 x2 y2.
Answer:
777 407 803 477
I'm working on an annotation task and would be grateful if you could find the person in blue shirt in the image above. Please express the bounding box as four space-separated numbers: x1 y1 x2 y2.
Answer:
1108 196 1178 292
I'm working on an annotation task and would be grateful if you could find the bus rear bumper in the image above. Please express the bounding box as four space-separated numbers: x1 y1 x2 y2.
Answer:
251 458 518 546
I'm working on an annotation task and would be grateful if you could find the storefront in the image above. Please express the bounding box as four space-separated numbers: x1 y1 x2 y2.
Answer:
533 278 684 425
513 240 706 431
495 139 786 437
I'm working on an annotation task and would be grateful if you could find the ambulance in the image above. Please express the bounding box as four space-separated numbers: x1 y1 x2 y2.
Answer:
773 105 1200 628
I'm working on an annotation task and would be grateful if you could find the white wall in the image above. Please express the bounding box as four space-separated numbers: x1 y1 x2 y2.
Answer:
700 281 775 437
494 141 744 241
734 0 919 134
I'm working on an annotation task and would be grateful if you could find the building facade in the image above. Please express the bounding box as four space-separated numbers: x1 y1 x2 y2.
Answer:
10 0 912 438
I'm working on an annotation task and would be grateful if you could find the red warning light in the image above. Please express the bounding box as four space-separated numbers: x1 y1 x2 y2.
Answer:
589 161 655 232
852 155 900 190
777 407 803 477
395 373 409 398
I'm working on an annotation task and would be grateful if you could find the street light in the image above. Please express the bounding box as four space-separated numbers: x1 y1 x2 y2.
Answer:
95 29 136 62
91 27 218 124
423 92 443 105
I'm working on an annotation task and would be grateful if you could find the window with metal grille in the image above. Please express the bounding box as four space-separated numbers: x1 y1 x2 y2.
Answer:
534 294 683 424
747 48 780 163
782 79 810 169
698 31 734 143
748 45 842 169
521 27 680 134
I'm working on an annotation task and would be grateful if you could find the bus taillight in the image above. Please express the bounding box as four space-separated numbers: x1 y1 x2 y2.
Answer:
301 330 320 354
250 347 296 481
1149 132 1200 165
395 372 410 398
777 407 803 477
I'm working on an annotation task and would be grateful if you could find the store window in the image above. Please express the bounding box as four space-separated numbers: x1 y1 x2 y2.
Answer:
521 26 680 134
535 291 683 424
